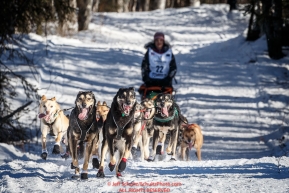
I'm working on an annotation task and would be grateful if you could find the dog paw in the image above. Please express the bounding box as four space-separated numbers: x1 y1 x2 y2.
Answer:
61 152 69 160
96 170 105 178
52 144 60 154
92 158 100 169
81 173 88 180
156 145 163 155
108 162 115 172
71 175 80 179
167 151 173 155
71 163 78 169
131 147 137 155
147 156 154 162
118 158 127 172
170 157 176 161
40 152 48 160
117 172 122 178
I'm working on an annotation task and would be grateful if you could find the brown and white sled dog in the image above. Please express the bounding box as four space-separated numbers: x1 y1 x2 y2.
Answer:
138 98 156 160
130 102 144 158
97 87 137 178
148 93 180 161
68 91 103 179
96 101 110 122
91 101 110 166
38 95 69 160
180 123 203 161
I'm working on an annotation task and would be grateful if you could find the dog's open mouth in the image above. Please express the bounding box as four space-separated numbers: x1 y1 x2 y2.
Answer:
78 106 92 120
38 113 52 122
160 106 170 117
144 109 152 119
122 104 132 116
188 142 193 150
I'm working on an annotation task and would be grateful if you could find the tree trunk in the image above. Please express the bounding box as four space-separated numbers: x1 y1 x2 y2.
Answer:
117 0 124 12
92 0 100 12
190 0 200 7
131 0 138 12
123 0 130 12
144 0 150 11
263 0 284 59
57 0 77 36
246 0 260 41
77 0 93 31
157 0 166 9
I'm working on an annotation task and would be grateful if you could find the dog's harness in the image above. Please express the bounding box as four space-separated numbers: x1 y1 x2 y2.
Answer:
112 103 136 140
42 110 62 136
154 107 178 123
70 108 95 141
113 113 134 140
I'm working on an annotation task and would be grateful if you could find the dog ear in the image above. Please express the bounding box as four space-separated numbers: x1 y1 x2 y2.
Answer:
182 124 189 129
129 87 135 92
103 101 107 106
41 95 47 101
97 101 101 106
51 97 56 101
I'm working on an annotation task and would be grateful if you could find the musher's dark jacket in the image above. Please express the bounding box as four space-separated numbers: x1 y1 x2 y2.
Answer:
141 42 177 87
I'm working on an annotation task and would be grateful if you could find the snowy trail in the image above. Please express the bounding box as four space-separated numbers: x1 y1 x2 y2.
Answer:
1 4 289 193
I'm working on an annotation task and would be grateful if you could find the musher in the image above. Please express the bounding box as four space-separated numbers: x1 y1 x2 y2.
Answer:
138 32 177 99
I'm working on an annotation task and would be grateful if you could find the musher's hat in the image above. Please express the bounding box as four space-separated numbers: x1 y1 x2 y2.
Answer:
154 32 164 41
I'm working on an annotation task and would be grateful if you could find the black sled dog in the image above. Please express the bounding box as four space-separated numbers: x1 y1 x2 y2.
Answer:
97 87 137 178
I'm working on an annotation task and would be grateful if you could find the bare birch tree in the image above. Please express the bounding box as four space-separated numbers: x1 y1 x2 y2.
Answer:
144 0 150 11
190 0 200 7
123 0 130 12
57 0 78 36
77 0 93 31
157 0 166 9
92 0 100 12
117 0 124 12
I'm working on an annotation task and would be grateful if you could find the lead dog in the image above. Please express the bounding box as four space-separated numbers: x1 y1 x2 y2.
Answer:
68 91 103 179
38 95 69 160
180 123 203 161
97 87 137 178
148 93 180 161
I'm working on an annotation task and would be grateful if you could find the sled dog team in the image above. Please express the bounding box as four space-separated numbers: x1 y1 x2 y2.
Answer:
38 88 203 179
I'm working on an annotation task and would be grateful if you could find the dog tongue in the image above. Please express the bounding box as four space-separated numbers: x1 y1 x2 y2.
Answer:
144 111 150 119
78 108 88 120
38 113 46 119
188 142 193 150
161 107 169 117
123 105 131 114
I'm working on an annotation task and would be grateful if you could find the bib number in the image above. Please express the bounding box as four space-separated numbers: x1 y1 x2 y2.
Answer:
148 48 172 79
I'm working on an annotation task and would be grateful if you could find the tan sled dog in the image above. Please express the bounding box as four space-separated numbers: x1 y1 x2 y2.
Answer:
91 101 110 168
96 101 110 122
38 95 69 160
180 123 203 161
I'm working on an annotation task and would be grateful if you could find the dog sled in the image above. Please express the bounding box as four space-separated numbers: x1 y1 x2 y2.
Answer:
138 84 174 100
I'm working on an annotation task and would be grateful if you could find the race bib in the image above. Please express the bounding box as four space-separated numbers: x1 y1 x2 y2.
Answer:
148 48 172 79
